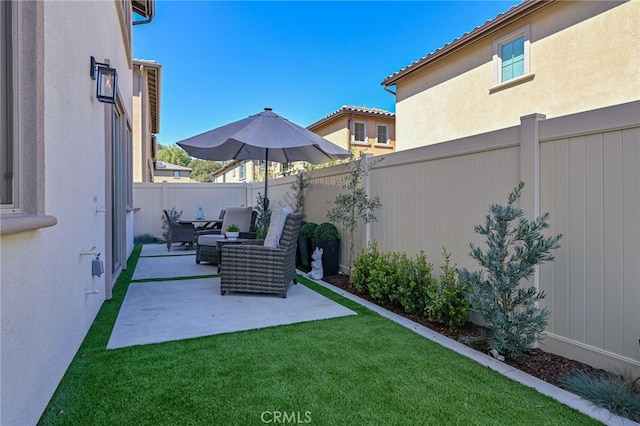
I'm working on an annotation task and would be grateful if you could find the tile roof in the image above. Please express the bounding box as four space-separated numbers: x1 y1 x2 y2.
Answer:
381 0 552 87
307 105 395 130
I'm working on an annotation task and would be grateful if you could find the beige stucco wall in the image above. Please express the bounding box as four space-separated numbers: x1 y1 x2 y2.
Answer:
0 1 134 424
395 0 640 150
312 114 396 156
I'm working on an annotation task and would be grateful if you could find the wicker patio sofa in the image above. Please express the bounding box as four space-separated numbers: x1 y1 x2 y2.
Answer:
220 211 303 298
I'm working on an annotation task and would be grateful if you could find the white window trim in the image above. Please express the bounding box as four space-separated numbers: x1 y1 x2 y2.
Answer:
492 25 532 88
352 120 368 145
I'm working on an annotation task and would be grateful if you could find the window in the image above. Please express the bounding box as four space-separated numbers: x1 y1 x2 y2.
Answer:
239 162 246 180
493 26 531 87
1 1 15 208
376 124 389 144
353 121 367 144
501 36 524 82
173 171 180 179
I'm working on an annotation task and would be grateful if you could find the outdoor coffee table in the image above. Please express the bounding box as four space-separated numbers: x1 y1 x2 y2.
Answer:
216 238 250 272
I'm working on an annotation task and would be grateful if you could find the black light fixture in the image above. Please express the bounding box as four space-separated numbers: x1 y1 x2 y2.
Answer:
90 56 118 104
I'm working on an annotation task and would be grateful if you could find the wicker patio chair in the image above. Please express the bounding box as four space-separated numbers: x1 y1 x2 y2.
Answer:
163 209 196 252
195 208 257 265
220 212 303 298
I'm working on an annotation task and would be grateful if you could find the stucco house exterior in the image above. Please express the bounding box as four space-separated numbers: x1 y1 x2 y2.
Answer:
0 1 155 424
154 160 194 182
307 105 396 156
133 58 162 183
382 0 640 150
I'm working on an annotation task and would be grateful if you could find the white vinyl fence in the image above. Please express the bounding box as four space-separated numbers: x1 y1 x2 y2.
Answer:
134 101 639 375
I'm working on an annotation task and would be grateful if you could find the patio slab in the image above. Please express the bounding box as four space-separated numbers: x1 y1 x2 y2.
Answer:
132 253 213 280
108 277 355 349
140 243 195 257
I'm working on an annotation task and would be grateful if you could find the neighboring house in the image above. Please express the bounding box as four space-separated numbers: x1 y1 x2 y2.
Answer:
154 160 194 182
133 59 162 182
382 0 640 150
0 1 155 425
214 105 395 183
307 105 396 156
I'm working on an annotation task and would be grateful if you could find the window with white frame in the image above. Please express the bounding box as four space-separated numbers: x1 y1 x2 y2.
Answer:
376 124 389 144
353 121 367 143
493 26 530 86
239 161 246 180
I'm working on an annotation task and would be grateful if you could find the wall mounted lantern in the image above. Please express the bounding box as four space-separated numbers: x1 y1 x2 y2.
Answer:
90 56 118 104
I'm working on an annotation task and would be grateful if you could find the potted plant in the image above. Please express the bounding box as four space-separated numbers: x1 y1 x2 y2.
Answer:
311 222 340 276
297 222 317 269
225 224 240 240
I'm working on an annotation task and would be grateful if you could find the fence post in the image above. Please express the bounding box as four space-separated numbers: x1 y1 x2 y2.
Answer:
161 180 169 210
519 113 546 296
364 153 373 250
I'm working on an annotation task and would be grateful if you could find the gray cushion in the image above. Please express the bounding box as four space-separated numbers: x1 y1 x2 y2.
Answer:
221 207 253 232
263 206 293 248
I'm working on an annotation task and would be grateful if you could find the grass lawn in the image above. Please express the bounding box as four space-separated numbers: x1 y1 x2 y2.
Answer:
39 246 599 425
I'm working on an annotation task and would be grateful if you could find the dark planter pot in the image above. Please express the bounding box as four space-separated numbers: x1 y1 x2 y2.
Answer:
310 238 340 276
297 236 312 268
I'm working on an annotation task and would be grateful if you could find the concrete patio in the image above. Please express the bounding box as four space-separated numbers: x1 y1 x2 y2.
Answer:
107 243 356 349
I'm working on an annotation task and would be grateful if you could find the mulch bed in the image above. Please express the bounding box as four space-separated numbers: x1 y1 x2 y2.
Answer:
309 270 608 387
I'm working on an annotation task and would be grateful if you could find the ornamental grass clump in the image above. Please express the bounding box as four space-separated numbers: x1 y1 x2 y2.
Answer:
458 182 562 360
559 370 640 422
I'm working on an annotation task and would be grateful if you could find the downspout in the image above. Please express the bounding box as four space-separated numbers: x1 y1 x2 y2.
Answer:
383 84 396 96
133 16 153 25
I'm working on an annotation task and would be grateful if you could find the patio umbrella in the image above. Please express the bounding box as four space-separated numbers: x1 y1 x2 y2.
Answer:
177 108 351 210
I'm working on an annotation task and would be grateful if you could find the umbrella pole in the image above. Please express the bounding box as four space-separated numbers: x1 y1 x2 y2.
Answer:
263 149 269 229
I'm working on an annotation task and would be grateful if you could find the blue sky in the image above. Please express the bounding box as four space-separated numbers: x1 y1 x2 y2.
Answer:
133 1 520 146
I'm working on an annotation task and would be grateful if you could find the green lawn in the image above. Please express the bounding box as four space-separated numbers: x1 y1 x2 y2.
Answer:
39 246 599 425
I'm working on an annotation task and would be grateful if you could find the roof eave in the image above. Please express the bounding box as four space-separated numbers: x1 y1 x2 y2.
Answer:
382 0 553 87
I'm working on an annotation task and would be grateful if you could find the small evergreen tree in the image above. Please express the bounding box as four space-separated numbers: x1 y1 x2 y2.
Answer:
254 192 271 239
458 182 562 360
327 152 382 274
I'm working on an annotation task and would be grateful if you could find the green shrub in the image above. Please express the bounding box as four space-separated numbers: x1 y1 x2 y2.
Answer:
226 224 240 232
134 234 161 244
351 240 381 293
559 370 640 422
367 252 398 305
425 247 469 328
395 251 435 315
299 222 318 238
314 222 339 240
458 182 562 360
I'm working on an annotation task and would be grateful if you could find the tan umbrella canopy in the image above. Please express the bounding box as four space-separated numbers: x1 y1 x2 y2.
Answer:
177 108 351 211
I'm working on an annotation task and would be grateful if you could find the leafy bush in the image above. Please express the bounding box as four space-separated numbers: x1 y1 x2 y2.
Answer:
134 234 161 244
458 182 562 360
314 222 339 240
559 370 640 422
161 207 182 242
351 240 381 294
299 222 318 238
395 251 435 315
425 247 469 328
367 252 398 305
